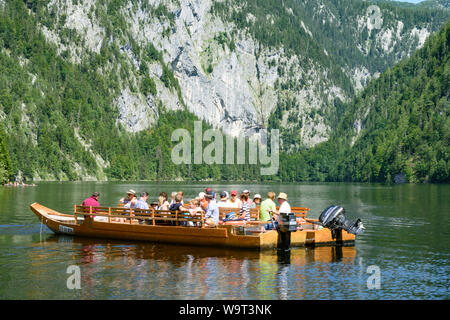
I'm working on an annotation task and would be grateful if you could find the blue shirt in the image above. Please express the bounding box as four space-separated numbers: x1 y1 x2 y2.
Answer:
205 199 219 224
135 199 149 210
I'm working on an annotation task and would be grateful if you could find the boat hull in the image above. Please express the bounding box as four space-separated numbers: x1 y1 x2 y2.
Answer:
30 203 355 250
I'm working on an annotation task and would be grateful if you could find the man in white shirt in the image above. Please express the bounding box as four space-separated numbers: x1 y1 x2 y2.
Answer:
277 192 291 214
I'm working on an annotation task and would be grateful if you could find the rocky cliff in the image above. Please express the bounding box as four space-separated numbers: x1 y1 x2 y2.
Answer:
39 0 449 147
0 0 449 180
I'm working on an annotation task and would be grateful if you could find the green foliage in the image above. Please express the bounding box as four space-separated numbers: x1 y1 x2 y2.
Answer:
0 0 448 184
296 20 450 183
0 125 12 183
141 77 157 96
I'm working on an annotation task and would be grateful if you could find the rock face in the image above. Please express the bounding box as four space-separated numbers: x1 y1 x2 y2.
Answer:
39 0 447 148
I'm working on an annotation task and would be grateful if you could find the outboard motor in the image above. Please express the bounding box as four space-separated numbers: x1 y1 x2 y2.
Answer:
319 205 365 239
277 212 297 249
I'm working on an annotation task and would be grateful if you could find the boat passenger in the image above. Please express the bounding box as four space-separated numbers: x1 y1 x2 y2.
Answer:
198 192 208 211
177 191 185 204
267 192 291 229
169 194 188 212
82 191 100 207
251 194 262 208
158 195 170 211
187 199 203 227
135 192 150 210
217 191 231 208
160 191 168 201
120 189 137 206
150 201 159 209
82 192 100 217
277 192 291 215
169 191 178 206
134 192 149 224
259 192 277 230
243 189 253 206
204 192 219 226
239 193 250 221
205 187 213 194
227 190 241 208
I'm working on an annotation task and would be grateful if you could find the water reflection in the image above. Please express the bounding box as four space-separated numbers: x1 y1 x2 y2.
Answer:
28 235 356 299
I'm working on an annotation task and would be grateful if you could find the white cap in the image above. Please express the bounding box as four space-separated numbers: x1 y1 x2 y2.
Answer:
253 194 262 199
198 192 205 199
243 189 250 193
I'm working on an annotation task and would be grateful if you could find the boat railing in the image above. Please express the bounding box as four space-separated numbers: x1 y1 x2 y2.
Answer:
74 205 205 227
218 207 260 221
73 205 310 227
218 206 309 221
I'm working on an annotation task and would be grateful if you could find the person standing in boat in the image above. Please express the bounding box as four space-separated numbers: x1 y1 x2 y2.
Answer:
204 192 219 226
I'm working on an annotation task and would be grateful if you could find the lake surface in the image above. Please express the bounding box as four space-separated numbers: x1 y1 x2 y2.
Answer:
0 182 448 299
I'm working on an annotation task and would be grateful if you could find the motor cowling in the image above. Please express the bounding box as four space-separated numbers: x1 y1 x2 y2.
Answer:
319 205 365 239
276 212 297 249
278 212 297 233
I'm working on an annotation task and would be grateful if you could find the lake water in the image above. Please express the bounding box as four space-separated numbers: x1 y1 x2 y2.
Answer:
0 182 448 299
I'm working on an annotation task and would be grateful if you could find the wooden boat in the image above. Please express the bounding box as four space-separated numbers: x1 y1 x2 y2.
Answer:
30 202 355 250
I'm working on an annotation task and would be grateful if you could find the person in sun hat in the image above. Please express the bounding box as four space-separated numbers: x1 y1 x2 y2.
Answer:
251 194 262 208
120 189 137 206
119 189 137 208
276 192 291 215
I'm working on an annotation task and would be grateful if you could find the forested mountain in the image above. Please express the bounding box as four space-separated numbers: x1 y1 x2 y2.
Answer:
282 21 449 183
418 0 449 10
0 0 448 183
